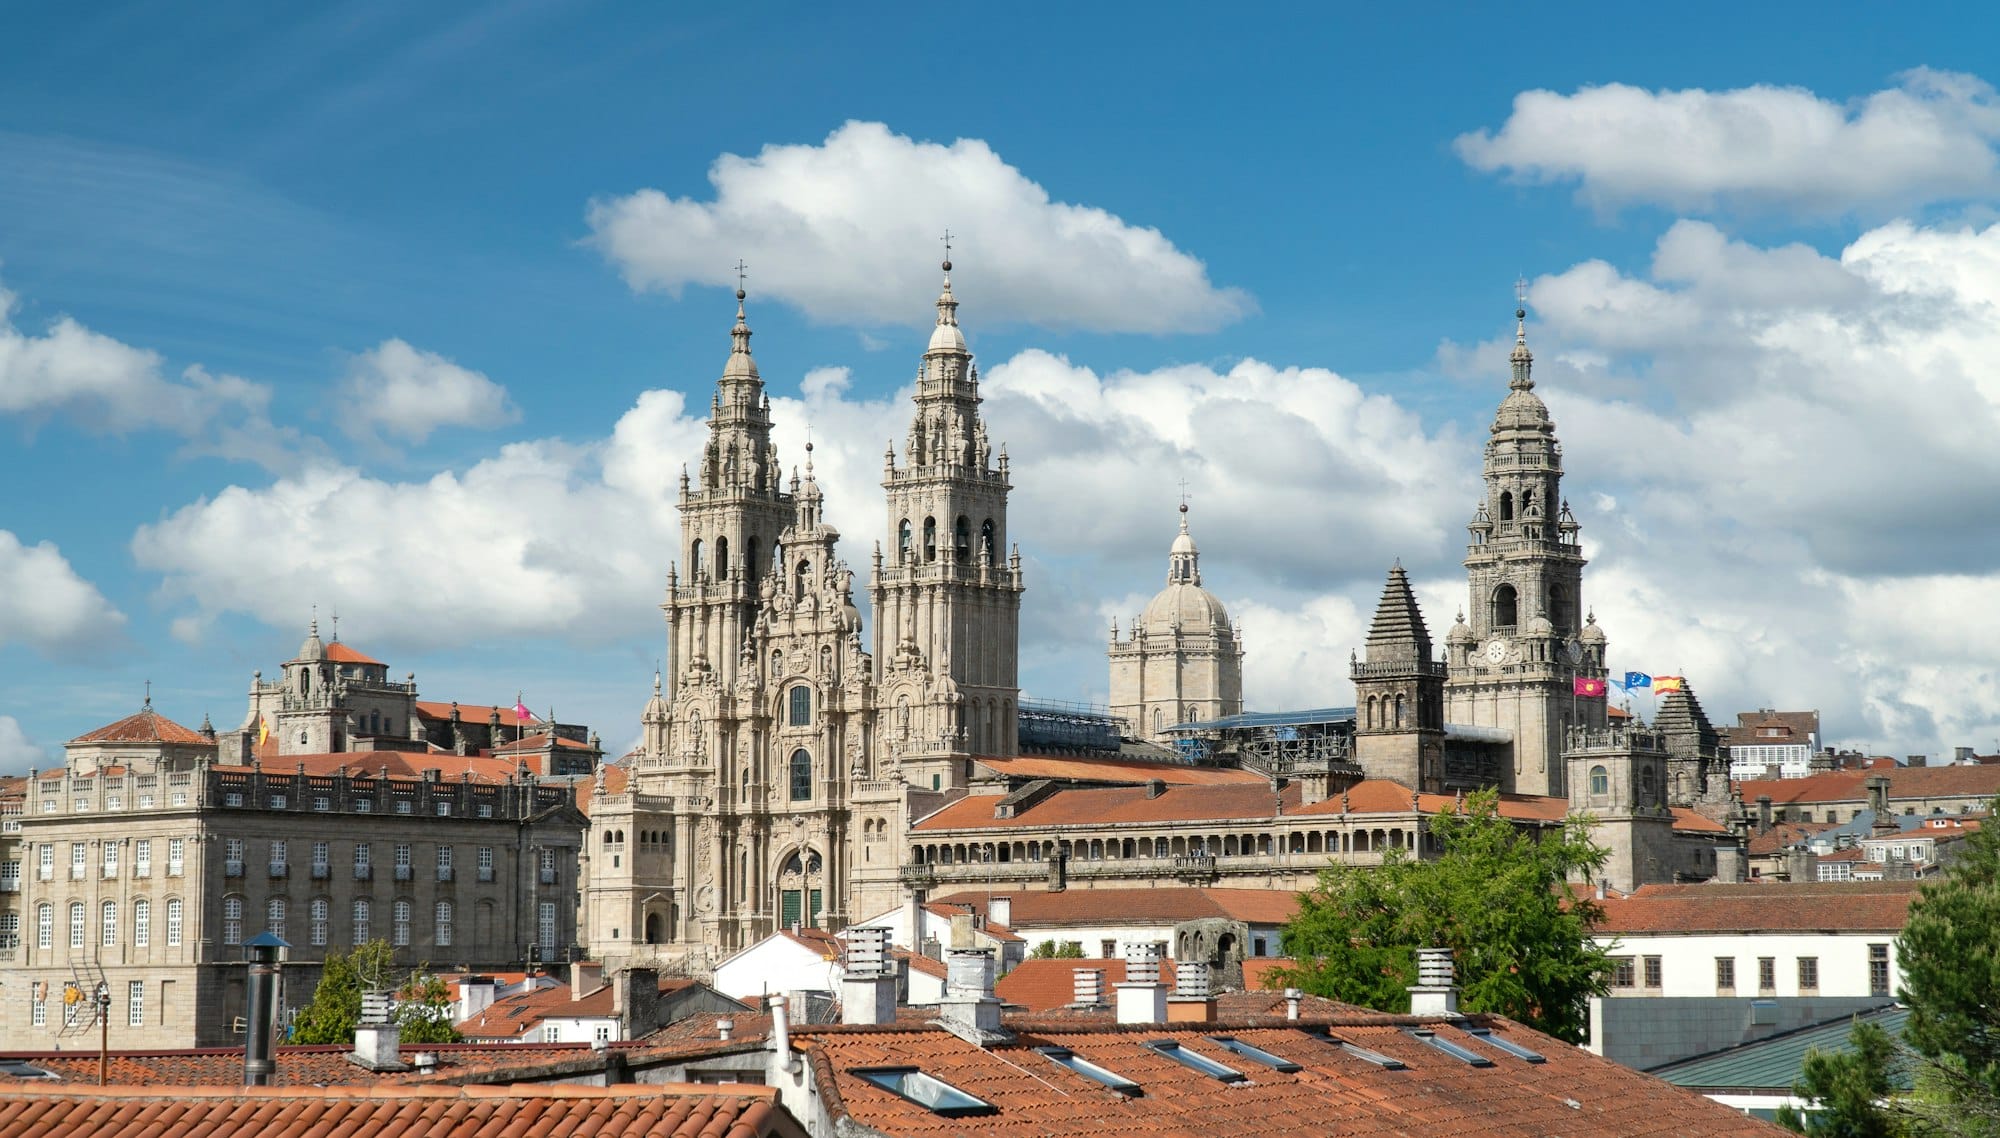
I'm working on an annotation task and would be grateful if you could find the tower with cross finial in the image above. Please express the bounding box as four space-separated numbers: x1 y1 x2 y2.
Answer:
1443 288 1609 797
1107 496 1244 744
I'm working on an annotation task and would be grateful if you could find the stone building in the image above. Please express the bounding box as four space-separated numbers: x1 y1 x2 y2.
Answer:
1349 564 1445 790
1107 504 1244 744
583 266 1022 974
1443 306 1610 796
1 635 592 1051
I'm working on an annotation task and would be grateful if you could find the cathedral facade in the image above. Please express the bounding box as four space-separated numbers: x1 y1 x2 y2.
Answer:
581 267 1021 973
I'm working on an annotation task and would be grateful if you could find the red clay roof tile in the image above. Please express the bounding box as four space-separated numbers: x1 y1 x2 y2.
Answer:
69 707 212 746
1592 881 1920 934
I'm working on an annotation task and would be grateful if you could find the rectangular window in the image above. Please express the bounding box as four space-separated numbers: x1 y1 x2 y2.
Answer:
312 841 329 876
394 843 412 880
168 838 185 876
267 898 286 939
355 843 371 878
32 996 46 1027
1870 944 1891 997
222 896 242 946
37 904 53 949
0 859 18 890
1758 957 1777 993
70 902 84 948
478 846 494 882
1799 956 1820 990
353 900 371 944
270 840 287 871
1610 956 1636 988
127 981 144 1027
436 901 452 947
166 899 183 946
436 844 452 881
39 845 53 879
1101 939 1118 959
314 796 331 812
539 900 558 951
1644 956 1663 989
101 901 116 946
393 900 411 946
310 898 329 946
1715 957 1736 993
71 843 85 879
102 844 118 877
134 839 151 876
224 838 244 876
789 685 812 726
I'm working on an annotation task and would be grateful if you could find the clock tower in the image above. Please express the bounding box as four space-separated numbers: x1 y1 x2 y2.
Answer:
1442 297 1609 797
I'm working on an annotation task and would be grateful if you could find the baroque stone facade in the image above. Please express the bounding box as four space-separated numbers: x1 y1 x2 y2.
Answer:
583 267 1022 974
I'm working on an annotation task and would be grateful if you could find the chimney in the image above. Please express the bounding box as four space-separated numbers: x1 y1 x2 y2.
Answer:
1867 776 1896 836
351 1023 407 1072
1756 795 1773 834
571 960 604 998
1956 746 1975 763
949 911 976 949
241 933 289 1086
767 994 797 1075
840 926 897 1026
1285 988 1302 1021
460 976 498 1020
1146 779 1166 799
612 968 665 1039
988 896 1013 929
717 1017 734 1042
1714 840 1747 884
1408 947 1461 1017
1166 961 1216 1023
1908 754 1928 768
1071 968 1105 1008
1115 944 1168 1026
936 949 1007 1042
1785 845 1814 883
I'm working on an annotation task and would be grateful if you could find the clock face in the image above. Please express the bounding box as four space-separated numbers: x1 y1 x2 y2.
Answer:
1484 638 1510 664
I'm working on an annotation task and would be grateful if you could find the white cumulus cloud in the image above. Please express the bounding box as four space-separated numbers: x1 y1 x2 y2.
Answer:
585 121 1251 333
0 715 46 773
0 530 126 657
340 338 518 443
1456 69 2000 215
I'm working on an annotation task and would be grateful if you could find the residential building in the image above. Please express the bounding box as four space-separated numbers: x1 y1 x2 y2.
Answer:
1723 710 1820 781
455 963 745 1043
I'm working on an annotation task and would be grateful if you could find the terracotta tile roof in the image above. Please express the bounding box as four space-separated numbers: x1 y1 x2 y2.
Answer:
1736 765 2000 806
977 754 1267 786
253 750 527 784
900 950 950 980
1746 820 1838 855
792 1018 1784 1136
1669 807 1729 834
920 902 1027 942
914 777 1571 832
324 641 386 665
1592 881 1920 934
574 761 629 815
69 706 212 746
0 1082 795 1138
0 1042 643 1087
993 959 1351 1013
494 731 596 754
1289 779 1572 823
937 887 1302 928
414 700 544 727
456 977 708 1039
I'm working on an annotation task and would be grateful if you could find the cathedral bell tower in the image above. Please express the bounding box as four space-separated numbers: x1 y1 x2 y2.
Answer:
1443 295 1609 797
868 257 1025 793
1350 564 1445 791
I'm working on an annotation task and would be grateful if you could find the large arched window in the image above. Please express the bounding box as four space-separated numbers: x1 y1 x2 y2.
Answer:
36 903 52 950
716 536 730 580
789 686 812 726
898 520 913 563
101 900 117 946
69 901 86 949
1588 765 1609 796
795 558 811 599
955 515 971 562
690 538 703 579
1499 492 1514 521
789 749 813 801
133 899 150 947
981 519 996 564
1492 583 1518 630
746 537 760 583
923 517 937 562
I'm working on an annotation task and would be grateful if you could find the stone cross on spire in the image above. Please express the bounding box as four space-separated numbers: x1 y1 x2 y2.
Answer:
1510 276 1534 391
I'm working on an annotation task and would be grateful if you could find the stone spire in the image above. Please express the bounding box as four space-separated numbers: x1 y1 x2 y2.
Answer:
1509 284 1534 392
722 285 760 383
1363 563 1433 665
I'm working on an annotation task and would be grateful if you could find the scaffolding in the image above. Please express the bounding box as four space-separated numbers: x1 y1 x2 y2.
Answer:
1016 698 1126 754
1165 707 1358 775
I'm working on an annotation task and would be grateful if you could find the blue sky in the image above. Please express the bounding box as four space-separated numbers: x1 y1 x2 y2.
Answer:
7 2 2000 768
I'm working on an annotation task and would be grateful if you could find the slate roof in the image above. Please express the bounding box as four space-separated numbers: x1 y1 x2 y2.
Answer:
1591 881 1920 935
794 1017 1788 1137
0 1082 797 1138
1654 1006 1912 1092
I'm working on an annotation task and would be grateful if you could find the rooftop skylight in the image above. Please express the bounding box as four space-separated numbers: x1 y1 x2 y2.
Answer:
1309 1030 1406 1070
1464 1027 1546 1064
1035 1046 1143 1095
1206 1036 1302 1073
853 1067 997 1117
1143 1040 1247 1083
1406 1029 1494 1067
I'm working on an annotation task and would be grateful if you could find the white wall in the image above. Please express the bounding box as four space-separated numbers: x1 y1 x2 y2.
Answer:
713 938 842 1002
1595 931 1899 999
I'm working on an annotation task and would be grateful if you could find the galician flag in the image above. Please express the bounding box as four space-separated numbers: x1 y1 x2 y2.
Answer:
1623 671 1652 690
1653 675 1686 694
1573 677 1608 697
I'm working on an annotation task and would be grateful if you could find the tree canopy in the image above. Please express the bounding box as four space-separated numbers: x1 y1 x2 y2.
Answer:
289 941 460 1045
1895 805 2000 1137
1776 1018 1909 1138
1271 787 1611 1042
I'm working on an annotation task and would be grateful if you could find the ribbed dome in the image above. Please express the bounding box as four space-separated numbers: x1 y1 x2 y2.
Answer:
294 621 326 663
1580 614 1607 643
1139 581 1232 636
1447 614 1476 644
1494 386 1551 430
927 320 967 354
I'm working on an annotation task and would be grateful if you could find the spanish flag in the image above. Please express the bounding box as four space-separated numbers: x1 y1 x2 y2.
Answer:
1573 677 1607 697
1653 676 1686 694
257 715 269 748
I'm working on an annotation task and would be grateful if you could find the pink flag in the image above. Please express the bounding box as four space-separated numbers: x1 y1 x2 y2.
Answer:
514 701 532 723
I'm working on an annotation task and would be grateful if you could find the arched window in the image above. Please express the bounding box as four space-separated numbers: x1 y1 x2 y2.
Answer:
37 903 52 950
133 899 150 947
789 685 812 726
393 900 412 946
955 515 971 562
690 538 703 578
1499 492 1514 521
166 898 183 946
1522 488 1535 516
898 520 913 563
1588 765 1609 795
101 900 117 946
789 749 813 801
310 898 329 946
267 897 286 939
1153 708 1163 734
1492 583 1518 629
981 519 997 564
746 537 760 583
221 896 241 946
436 901 453 947
923 517 937 562
1394 694 1406 728
795 558 811 599
716 536 730 580
353 899 371 944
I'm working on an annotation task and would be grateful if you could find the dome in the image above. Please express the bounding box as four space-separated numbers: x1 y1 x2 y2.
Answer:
1525 613 1556 637
1580 614 1607 643
1170 529 1197 557
927 320 967 354
1447 615 1476 644
1494 386 1551 430
295 621 327 663
1138 581 1232 637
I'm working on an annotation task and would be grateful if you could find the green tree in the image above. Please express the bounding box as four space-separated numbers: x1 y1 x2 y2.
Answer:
1897 801 2000 1137
291 940 397 1045
1776 1018 1908 1138
395 970 464 1045
1271 788 1611 1043
1030 940 1085 959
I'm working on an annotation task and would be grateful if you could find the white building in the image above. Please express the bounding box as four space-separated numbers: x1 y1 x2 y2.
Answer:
709 927 946 1008
928 886 1298 962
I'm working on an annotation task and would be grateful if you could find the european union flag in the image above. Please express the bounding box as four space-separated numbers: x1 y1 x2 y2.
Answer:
1623 671 1652 690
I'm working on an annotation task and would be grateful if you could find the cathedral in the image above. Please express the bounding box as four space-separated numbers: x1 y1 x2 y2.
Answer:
582 276 1723 974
